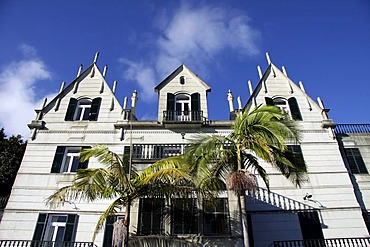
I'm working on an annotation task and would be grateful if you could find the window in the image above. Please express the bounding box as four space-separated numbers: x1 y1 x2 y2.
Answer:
102 215 125 247
166 93 201 121
51 146 89 173
286 145 305 164
32 214 78 243
65 97 101 121
138 198 165 235
298 211 324 240
172 198 198 234
175 94 190 120
203 198 230 235
265 97 302 120
180 76 185 85
344 148 368 174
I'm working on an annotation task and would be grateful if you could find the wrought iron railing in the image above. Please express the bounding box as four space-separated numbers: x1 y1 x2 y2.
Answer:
0 195 9 209
126 144 187 160
0 241 96 247
335 124 370 134
163 110 203 122
248 187 314 211
273 237 370 247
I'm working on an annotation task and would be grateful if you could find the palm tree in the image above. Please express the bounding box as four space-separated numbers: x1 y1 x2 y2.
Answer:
183 105 307 247
46 145 203 247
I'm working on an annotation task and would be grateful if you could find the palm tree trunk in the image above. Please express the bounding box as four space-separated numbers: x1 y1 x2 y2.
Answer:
123 201 130 247
239 193 250 247
237 145 250 247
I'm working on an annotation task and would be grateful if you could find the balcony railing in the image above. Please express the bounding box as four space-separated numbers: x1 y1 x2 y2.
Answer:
0 195 9 209
128 144 187 160
335 124 370 134
273 238 370 247
163 110 203 122
0 241 96 247
247 187 314 211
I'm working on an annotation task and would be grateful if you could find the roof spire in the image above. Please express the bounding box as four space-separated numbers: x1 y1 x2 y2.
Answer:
248 80 253 96
237 96 242 110
77 64 83 77
93 51 100 63
282 66 288 76
103 65 108 77
112 80 117 94
265 52 271 65
257 66 263 79
227 90 234 112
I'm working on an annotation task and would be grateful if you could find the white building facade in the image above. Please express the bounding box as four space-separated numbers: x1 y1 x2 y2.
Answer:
0 54 369 247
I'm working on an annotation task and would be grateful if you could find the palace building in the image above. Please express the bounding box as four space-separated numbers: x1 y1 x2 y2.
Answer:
0 53 369 246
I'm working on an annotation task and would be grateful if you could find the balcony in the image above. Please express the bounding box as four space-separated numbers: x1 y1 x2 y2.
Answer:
0 241 96 247
163 110 204 128
128 144 187 161
273 237 370 247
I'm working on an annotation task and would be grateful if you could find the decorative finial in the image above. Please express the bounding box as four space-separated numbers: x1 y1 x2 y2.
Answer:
265 52 271 65
103 65 108 77
112 80 117 94
299 81 305 92
257 66 263 79
248 80 253 96
77 64 83 77
93 52 100 63
282 66 288 76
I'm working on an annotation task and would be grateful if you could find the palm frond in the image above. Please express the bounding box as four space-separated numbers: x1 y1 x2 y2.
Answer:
92 197 125 241
46 168 118 207
80 145 134 193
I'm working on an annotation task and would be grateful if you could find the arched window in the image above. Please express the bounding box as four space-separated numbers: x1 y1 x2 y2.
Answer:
265 96 302 120
65 97 101 121
175 94 190 120
166 93 201 121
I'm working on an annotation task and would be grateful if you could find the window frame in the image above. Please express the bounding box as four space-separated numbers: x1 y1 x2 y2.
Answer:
51 146 89 173
32 213 78 243
65 97 101 121
138 198 165 235
344 148 368 174
203 198 230 236
265 96 302 120
102 215 125 247
172 198 198 235
74 99 92 121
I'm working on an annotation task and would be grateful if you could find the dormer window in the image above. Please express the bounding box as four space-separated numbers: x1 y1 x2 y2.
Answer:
265 97 302 120
165 93 201 121
65 97 101 121
180 76 185 85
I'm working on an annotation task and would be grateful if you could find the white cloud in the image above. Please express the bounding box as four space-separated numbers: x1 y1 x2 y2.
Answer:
119 59 157 102
120 3 259 104
18 43 37 57
0 45 51 138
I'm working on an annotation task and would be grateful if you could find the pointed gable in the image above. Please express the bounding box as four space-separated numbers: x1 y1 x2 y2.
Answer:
32 62 123 134
246 62 327 123
154 64 211 93
155 64 211 123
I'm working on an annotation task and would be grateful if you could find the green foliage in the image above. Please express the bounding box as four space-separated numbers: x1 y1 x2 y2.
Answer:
184 105 307 192
46 145 205 241
0 128 27 196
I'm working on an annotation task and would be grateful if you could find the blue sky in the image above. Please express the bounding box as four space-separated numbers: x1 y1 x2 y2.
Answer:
1 0 369 138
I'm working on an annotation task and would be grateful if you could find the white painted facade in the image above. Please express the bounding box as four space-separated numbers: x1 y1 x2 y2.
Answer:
0 55 368 247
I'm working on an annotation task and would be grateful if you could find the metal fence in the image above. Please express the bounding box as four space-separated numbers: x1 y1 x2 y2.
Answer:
273 238 370 247
0 241 96 247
